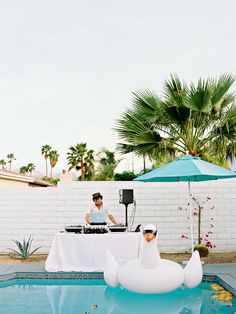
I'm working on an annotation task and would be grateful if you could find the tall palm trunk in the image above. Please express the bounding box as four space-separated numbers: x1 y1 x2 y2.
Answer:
198 206 202 245
45 157 48 177
132 152 134 173
9 162 11 172
143 155 146 173
50 166 53 178
81 159 85 181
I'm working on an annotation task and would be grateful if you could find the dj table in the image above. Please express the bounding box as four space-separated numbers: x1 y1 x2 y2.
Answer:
45 232 141 272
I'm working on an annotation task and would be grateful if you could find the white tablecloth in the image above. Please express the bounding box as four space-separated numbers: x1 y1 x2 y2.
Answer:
45 232 141 272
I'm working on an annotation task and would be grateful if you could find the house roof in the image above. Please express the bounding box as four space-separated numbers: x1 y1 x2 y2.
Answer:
0 170 52 187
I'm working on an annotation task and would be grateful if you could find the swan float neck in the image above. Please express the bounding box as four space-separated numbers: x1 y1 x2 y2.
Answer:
141 236 161 269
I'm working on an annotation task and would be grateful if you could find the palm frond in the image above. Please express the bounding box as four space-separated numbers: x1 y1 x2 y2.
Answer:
163 74 188 108
187 78 213 113
211 73 235 113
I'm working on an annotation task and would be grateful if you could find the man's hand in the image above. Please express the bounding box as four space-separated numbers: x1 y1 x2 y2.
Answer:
108 214 117 225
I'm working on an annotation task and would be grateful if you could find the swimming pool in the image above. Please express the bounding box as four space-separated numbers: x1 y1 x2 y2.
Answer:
0 279 235 314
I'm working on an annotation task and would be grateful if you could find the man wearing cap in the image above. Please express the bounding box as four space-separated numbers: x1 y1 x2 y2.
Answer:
85 192 117 224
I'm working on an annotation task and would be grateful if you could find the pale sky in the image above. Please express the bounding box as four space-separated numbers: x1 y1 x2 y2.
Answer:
0 0 236 174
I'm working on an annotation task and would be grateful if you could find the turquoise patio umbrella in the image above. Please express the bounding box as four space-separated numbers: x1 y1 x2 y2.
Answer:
134 154 236 252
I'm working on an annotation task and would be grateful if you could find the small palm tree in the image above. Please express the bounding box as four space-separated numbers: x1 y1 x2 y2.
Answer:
49 150 60 177
19 166 28 174
95 148 122 181
67 143 94 181
41 145 52 177
0 159 7 170
84 149 95 180
27 163 36 176
7 153 16 171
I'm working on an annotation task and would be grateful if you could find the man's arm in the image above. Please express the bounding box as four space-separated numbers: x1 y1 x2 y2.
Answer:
85 213 90 224
108 214 117 225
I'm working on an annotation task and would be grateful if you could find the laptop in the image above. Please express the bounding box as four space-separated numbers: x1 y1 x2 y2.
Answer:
90 211 107 224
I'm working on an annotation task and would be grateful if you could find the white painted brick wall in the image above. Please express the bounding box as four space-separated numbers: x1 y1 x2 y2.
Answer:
0 180 236 253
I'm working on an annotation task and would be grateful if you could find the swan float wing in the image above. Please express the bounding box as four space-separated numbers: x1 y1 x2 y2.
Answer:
104 251 120 288
184 250 203 288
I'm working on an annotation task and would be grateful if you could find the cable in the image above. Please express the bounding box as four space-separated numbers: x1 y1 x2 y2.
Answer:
127 200 134 228
128 199 137 231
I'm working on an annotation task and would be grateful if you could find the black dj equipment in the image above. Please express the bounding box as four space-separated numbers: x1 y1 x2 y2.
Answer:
109 225 127 232
134 224 141 232
119 189 134 228
119 189 134 205
84 227 108 234
90 222 107 226
65 225 83 233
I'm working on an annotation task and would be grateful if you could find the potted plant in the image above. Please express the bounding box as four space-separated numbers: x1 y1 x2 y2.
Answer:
194 243 209 257
180 195 215 257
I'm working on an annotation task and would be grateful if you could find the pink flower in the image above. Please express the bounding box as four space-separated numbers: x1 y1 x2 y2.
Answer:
205 241 212 248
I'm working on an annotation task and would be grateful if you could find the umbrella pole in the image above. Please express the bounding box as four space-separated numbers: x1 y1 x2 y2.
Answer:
188 181 194 253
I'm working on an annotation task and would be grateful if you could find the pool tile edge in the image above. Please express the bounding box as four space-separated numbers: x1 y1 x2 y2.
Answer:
0 272 235 296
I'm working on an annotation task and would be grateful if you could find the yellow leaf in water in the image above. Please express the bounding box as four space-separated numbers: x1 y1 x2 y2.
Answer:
212 295 218 299
90 304 98 309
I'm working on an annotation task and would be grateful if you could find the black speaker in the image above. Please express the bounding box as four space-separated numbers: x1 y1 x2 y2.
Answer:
119 189 134 205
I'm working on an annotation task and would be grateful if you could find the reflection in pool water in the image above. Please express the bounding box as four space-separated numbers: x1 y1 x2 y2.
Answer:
0 280 234 314
104 285 203 314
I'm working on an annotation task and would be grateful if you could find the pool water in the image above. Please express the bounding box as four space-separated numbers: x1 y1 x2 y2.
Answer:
0 279 235 314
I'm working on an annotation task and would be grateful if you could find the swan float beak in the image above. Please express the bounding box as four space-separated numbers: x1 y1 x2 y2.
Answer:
143 230 157 242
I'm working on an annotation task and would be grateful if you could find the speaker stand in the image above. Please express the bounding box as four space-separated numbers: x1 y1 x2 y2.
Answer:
125 204 128 227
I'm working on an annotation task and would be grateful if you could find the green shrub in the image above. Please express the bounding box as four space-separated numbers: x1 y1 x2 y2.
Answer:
8 235 41 260
42 176 59 186
114 171 137 181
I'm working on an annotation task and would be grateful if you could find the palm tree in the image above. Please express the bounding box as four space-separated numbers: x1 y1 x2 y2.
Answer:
67 143 95 181
27 163 36 176
49 150 60 177
0 159 7 170
7 153 16 171
41 145 52 177
84 149 95 180
19 166 28 175
95 148 121 181
115 74 236 167
114 91 173 171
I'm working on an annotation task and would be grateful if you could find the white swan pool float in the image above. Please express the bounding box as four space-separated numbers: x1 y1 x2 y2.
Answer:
104 224 203 294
